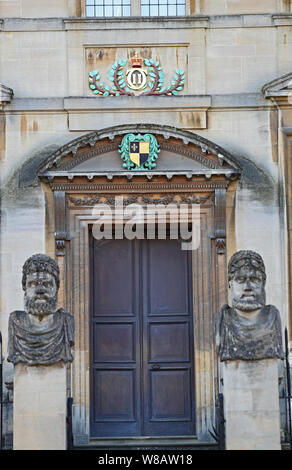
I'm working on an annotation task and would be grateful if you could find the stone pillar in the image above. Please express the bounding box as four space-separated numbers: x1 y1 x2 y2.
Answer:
222 359 281 450
13 363 67 450
7 254 74 451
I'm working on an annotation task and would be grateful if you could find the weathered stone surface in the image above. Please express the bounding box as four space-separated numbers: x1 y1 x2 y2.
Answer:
0 0 70 18
202 0 279 15
67 110 208 131
223 359 281 450
13 363 67 450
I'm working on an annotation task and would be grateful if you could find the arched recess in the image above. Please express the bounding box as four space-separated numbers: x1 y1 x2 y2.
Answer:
37 124 241 447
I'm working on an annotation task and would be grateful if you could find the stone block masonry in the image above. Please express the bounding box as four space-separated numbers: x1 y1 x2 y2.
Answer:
223 359 281 450
13 363 67 450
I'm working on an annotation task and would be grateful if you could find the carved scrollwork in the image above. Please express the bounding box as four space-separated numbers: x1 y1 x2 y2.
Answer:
215 238 226 254
68 193 214 207
180 194 213 204
55 231 67 256
69 196 101 206
68 195 139 206
141 195 175 205
105 196 139 206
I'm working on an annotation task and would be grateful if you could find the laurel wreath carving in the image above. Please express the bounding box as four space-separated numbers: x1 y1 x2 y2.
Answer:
88 58 185 97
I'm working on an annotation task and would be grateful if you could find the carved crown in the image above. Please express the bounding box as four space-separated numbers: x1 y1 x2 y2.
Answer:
131 56 143 68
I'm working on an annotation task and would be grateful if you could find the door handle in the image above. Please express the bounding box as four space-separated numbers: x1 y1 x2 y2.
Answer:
151 364 161 370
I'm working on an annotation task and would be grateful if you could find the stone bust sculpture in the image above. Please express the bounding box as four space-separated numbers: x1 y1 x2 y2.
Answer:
215 250 284 361
7 254 74 366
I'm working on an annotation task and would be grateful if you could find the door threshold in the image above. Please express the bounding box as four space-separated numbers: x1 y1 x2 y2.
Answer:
74 436 218 450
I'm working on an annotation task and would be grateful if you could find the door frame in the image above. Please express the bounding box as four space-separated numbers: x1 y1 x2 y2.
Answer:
40 126 240 446
45 181 229 446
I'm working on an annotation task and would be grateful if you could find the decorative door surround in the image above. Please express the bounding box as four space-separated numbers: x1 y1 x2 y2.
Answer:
37 124 241 445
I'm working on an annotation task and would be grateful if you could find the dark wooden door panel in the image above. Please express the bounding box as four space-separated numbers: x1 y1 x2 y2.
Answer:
142 239 195 436
90 236 195 437
150 369 192 420
144 238 190 316
90 238 141 437
92 368 139 437
93 369 136 421
145 368 194 436
93 322 136 363
148 321 190 362
93 239 137 316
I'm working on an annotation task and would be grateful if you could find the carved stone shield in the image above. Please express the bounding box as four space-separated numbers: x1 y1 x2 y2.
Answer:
119 133 160 170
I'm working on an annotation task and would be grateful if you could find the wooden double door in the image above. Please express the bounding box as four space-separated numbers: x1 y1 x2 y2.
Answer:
90 236 196 437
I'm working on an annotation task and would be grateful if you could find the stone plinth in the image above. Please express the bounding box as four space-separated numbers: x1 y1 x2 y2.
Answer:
222 358 281 450
13 362 67 450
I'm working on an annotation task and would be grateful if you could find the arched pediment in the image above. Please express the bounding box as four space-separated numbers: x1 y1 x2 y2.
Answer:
37 124 241 182
262 72 292 98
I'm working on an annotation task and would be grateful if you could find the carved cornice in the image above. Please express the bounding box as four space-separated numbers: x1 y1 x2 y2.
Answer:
37 124 242 176
43 170 238 183
0 83 13 109
50 181 229 193
262 72 292 104
50 139 222 173
55 142 118 171
160 141 220 169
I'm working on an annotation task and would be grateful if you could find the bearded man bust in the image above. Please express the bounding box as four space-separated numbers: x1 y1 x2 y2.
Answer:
215 250 284 361
7 254 74 366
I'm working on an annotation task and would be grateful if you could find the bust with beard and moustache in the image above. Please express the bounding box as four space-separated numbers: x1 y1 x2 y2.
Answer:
7 254 74 366
215 250 284 361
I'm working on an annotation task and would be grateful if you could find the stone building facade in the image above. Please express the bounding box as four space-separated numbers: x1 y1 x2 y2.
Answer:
0 0 292 449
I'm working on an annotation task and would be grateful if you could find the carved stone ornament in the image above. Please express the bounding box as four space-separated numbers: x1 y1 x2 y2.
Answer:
215 250 284 361
36 124 242 178
7 254 74 366
0 83 13 109
119 133 160 170
68 193 213 207
88 56 185 97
